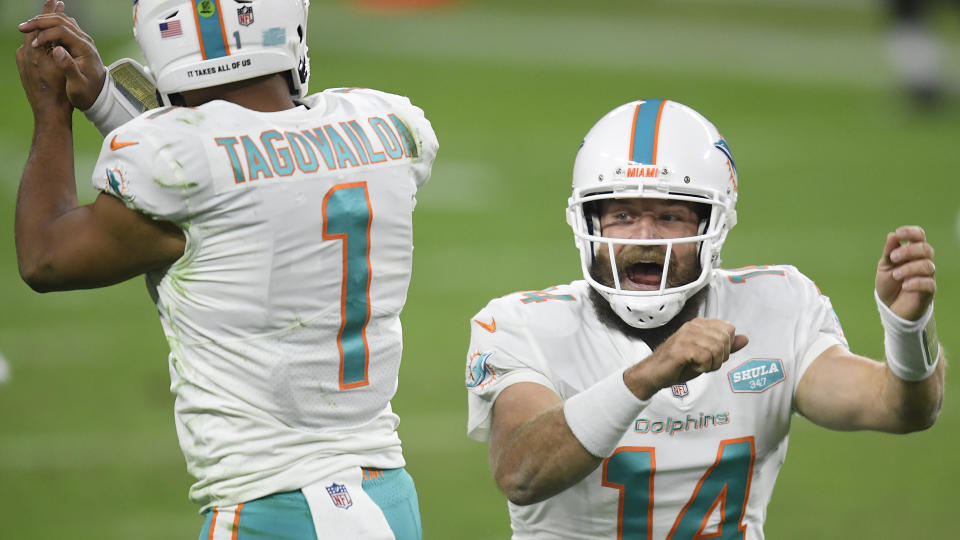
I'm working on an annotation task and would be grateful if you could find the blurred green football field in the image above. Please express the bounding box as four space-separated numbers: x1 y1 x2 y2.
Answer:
1 1 959 538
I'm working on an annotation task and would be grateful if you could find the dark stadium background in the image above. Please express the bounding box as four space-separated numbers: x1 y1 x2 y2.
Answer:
1 1 957 538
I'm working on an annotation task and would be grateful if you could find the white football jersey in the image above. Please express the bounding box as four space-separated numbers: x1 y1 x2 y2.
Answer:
466 266 847 540
91 88 437 510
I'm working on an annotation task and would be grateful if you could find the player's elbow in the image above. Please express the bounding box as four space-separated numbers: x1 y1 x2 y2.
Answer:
896 403 941 433
914 410 940 432
20 275 58 293
495 465 560 506
492 443 597 506
881 357 946 434
494 466 540 506
890 392 943 434
18 258 63 293
498 479 542 506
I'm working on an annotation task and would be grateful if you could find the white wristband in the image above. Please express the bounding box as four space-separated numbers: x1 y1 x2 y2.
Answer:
84 59 159 137
563 368 649 458
875 289 939 381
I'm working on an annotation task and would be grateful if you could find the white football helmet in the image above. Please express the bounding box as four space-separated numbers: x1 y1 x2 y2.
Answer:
567 100 738 329
133 0 310 105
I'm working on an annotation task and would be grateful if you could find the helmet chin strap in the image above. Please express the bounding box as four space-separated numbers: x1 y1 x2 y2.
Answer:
604 290 687 329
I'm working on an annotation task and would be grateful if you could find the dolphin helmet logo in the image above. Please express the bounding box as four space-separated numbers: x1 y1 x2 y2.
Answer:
714 138 737 177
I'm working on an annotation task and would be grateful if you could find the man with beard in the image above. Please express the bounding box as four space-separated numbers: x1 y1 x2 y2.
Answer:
463 100 944 539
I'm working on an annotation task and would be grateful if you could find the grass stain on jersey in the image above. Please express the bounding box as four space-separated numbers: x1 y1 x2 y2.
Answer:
277 315 310 337
177 112 206 126
153 176 199 190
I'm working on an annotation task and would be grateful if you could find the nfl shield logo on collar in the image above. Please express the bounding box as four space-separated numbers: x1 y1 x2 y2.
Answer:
326 483 353 509
237 6 254 26
671 384 689 398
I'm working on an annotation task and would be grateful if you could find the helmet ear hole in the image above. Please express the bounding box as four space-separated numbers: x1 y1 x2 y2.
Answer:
298 25 305 42
298 58 309 85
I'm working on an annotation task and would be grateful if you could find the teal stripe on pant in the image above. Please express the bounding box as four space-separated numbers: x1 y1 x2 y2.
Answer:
199 492 315 540
197 468 422 540
362 468 423 540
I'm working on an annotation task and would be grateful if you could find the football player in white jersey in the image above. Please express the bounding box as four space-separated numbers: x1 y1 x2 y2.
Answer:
465 99 944 539
17 1 436 538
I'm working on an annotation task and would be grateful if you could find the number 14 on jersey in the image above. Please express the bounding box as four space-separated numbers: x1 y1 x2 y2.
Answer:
602 437 755 539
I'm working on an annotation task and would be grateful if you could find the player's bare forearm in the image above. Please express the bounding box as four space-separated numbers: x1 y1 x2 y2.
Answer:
16 113 79 290
797 345 945 433
881 349 945 433
491 403 601 506
15 0 81 289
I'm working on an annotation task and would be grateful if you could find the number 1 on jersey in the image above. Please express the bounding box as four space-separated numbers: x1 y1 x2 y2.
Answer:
323 182 373 390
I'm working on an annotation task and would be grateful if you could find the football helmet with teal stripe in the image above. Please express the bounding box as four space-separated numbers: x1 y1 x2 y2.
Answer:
133 0 310 105
567 100 739 329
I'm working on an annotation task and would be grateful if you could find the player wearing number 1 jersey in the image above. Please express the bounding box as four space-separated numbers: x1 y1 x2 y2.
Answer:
464 100 944 539
17 1 435 538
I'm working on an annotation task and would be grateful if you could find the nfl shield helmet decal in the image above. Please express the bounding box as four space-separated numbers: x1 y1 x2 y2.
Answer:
326 483 353 509
728 358 785 393
237 5 254 26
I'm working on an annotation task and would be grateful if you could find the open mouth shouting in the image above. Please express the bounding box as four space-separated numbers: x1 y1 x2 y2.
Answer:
590 243 702 293
624 261 665 290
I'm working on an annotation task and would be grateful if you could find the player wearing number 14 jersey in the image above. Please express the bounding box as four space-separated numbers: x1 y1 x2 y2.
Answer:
17 1 435 538
464 100 944 539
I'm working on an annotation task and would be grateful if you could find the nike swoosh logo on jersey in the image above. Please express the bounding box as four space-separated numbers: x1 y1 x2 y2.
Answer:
474 318 496 333
110 135 139 151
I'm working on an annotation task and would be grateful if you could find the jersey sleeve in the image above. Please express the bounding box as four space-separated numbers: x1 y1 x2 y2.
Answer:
465 300 558 442
337 88 438 190
91 117 201 223
401 98 438 190
788 267 850 389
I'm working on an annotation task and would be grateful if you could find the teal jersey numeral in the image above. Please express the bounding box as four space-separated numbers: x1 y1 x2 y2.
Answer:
602 437 755 539
322 182 373 389
603 447 656 539
668 438 754 538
